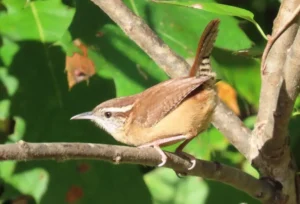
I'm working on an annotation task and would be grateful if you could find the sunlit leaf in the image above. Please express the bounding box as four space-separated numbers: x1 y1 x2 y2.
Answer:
152 0 267 39
0 161 49 203
0 0 75 42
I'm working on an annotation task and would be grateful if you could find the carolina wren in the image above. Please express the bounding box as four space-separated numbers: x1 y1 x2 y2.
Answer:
71 19 220 169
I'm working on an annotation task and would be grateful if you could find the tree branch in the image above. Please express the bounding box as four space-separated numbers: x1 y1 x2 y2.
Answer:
212 99 252 160
252 0 300 203
0 141 276 203
90 0 252 160
261 5 300 71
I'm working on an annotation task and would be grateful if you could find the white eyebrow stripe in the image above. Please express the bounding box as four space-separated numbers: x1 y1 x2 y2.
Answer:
103 105 133 113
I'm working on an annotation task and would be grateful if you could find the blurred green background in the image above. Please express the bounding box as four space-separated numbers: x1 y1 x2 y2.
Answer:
1 0 299 203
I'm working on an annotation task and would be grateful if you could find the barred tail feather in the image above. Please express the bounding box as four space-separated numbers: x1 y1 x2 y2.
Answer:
189 19 220 81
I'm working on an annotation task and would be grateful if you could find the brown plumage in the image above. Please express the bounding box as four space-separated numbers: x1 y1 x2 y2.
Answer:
71 19 220 168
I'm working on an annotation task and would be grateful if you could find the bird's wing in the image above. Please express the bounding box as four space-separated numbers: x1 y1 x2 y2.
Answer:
131 76 211 127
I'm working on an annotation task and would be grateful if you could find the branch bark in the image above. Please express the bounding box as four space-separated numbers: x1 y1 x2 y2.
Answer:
0 141 275 203
252 0 300 203
212 99 252 159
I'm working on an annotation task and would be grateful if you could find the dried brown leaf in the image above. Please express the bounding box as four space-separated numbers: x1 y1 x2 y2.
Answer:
216 81 240 115
65 39 95 89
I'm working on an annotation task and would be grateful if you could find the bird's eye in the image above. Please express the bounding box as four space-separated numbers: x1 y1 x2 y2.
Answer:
104 112 112 118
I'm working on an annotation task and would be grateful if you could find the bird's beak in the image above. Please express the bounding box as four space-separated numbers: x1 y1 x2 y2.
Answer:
71 112 94 120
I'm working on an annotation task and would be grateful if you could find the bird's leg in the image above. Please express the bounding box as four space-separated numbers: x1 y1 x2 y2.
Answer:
175 137 197 170
138 135 188 167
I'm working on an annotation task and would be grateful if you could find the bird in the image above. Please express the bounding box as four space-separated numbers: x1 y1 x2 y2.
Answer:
71 19 220 169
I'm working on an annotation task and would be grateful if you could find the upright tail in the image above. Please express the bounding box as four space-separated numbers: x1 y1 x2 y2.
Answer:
189 19 220 80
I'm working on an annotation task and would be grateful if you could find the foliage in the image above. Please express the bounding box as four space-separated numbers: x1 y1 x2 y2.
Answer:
0 0 293 203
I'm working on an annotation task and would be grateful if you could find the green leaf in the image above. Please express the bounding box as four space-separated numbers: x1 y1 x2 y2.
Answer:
0 100 11 119
293 96 300 116
289 114 300 168
212 49 261 107
242 160 259 178
0 38 19 67
152 0 267 40
145 168 259 204
0 0 75 42
184 127 229 160
244 115 257 130
124 0 261 107
0 67 19 96
89 24 169 97
53 31 80 56
126 0 253 54
8 116 26 142
144 168 209 204
0 161 49 203
1 0 27 13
